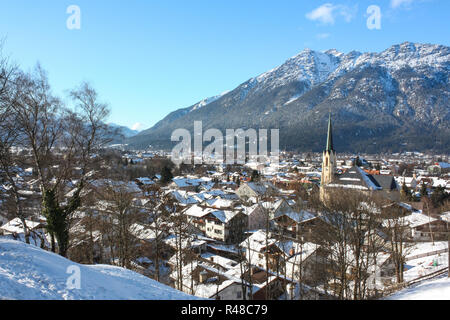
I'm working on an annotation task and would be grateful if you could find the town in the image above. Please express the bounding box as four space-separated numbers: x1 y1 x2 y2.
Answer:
1 115 449 300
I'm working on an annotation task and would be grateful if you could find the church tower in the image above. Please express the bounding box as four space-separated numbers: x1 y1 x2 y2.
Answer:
320 114 336 201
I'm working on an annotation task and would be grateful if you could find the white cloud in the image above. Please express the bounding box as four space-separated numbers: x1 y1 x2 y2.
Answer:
390 0 414 8
316 33 331 39
306 3 357 25
131 122 145 131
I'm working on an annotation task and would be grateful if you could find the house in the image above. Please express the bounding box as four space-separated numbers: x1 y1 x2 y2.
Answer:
383 212 448 241
135 177 155 187
0 217 48 248
170 176 214 191
240 203 267 230
169 261 255 300
239 230 328 287
204 210 248 244
236 182 278 201
262 198 293 220
246 267 296 300
164 234 208 260
183 205 215 233
271 210 317 240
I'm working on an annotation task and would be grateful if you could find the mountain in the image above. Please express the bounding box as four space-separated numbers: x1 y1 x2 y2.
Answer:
0 239 199 300
127 42 450 153
108 123 139 138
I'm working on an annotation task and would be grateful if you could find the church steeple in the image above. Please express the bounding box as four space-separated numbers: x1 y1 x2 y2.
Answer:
326 113 334 152
321 113 337 195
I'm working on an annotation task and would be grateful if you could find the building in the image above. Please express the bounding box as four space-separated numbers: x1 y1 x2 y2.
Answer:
319 114 399 201
320 114 337 202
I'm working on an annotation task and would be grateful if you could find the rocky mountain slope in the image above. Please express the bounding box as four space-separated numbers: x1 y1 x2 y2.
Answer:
128 42 450 153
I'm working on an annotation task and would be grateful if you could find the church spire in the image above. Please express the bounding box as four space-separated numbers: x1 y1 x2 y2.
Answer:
326 113 334 152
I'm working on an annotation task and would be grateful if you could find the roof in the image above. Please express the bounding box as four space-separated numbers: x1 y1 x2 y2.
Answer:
440 212 450 222
0 218 42 234
274 210 317 224
207 210 240 224
383 212 438 229
205 198 234 209
183 205 214 218
325 113 334 152
371 175 398 191
327 166 382 191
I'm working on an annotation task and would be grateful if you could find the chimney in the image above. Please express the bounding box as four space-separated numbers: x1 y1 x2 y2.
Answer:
289 247 295 256
199 270 208 283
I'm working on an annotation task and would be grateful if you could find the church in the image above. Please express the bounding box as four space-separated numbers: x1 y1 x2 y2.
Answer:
319 114 400 202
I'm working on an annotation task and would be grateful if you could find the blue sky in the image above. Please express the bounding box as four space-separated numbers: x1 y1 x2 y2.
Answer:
0 0 448 130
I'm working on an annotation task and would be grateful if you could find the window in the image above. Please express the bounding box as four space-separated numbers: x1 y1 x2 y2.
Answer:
214 229 222 235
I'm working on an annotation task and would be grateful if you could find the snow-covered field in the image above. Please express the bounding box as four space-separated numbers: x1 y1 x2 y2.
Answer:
0 239 199 300
387 276 450 300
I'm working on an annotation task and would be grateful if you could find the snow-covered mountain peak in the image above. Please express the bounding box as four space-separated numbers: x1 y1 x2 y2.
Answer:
253 48 342 89
190 90 230 112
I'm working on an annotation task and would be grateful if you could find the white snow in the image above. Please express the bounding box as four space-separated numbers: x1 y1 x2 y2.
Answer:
0 239 199 300
387 276 450 300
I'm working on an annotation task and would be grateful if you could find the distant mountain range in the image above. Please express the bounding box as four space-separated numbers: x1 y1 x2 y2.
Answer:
108 123 139 138
126 42 450 153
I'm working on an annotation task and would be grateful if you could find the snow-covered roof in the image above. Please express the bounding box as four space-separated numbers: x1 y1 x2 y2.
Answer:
275 210 316 224
0 218 42 234
208 210 240 224
200 253 239 269
129 223 157 241
383 212 438 229
440 212 450 222
183 205 214 218
136 177 155 185
205 198 234 209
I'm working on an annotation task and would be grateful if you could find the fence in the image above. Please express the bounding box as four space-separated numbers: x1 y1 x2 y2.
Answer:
406 248 448 261
380 267 449 297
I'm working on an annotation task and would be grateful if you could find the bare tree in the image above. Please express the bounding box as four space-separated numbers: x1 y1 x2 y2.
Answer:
97 182 144 269
9 67 111 256
310 188 386 300
0 43 32 243
142 184 170 282
382 204 414 284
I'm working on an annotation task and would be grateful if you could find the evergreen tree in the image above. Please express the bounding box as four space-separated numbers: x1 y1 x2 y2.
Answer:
430 186 449 208
420 183 428 198
160 166 173 184
401 182 412 202
250 170 260 182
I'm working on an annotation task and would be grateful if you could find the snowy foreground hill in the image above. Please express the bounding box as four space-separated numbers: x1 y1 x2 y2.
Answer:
0 239 199 300
387 276 450 300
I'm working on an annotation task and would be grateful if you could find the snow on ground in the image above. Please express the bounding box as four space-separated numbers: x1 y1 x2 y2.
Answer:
0 239 200 300
387 275 450 300
404 252 448 282
403 242 449 282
